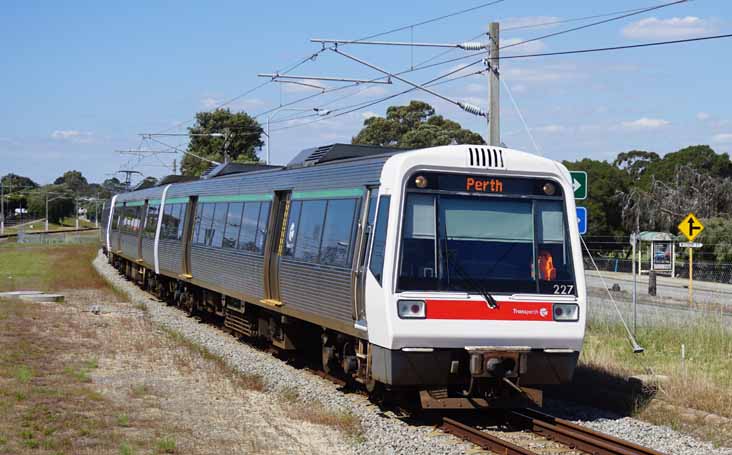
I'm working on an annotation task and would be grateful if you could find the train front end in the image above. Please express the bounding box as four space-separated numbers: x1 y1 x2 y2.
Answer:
364 145 586 407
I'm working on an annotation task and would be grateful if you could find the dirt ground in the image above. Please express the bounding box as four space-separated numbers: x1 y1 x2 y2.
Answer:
0 287 355 454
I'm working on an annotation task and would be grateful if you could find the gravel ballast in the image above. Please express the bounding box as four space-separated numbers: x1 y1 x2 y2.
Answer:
93 251 730 455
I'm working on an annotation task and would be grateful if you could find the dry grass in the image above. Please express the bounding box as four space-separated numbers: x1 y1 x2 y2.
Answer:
278 387 363 440
582 317 732 446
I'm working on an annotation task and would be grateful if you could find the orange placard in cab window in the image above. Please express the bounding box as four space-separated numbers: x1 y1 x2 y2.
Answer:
538 251 556 281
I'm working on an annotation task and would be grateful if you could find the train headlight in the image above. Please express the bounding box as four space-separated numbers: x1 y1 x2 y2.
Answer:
414 175 428 188
397 300 426 319
553 303 579 321
542 182 556 196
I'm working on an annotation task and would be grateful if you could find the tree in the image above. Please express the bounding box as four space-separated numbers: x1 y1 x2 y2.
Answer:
352 101 485 148
181 109 264 176
102 177 126 195
613 150 659 181
26 186 74 224
1 173 38 190
639 145 732 189
53 170 88 193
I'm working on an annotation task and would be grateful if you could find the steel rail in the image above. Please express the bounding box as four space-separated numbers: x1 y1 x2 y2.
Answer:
509 409 666 455
441 417 538 455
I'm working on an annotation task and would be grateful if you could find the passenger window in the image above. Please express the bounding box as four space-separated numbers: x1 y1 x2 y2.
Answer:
320 199 357 267
196 203 215 245
223 203 243 248
294 200 326 262
210 202 228 248
193 204 204 244
283 201 302 257
238 202 261 252
369 196 390 285
176 204 187 240
144 205 158 238
255 202 271 253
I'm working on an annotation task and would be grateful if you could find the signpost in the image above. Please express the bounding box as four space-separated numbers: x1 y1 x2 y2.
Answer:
576 207 587 235
570 171 587 200
678 213 705 306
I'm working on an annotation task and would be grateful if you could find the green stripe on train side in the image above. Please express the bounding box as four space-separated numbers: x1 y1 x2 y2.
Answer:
125 201 145 207
198 193 274 203
292 188 364 200
164 197 189 204
147 199 162 206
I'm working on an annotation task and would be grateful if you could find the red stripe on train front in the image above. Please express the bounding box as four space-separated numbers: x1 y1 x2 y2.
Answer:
425 300 553 321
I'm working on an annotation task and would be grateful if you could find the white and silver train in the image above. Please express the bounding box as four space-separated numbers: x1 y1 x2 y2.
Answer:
103 143 585 408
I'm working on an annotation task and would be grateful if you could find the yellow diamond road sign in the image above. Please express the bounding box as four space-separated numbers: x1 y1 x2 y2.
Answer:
678 212 704 242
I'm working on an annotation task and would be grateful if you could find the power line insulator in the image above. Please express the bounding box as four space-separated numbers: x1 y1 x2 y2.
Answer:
458 102 487 117
459 42 487 51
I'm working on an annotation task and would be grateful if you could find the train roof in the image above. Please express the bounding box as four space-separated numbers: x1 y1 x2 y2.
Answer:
113 143 568 204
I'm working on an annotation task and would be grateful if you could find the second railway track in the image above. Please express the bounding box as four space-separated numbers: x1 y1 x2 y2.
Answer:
441 408 666 455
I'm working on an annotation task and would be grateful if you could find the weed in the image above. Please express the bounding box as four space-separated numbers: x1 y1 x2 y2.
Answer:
116 414 130 427
156 436 177 454
15 365 32 383
119 441 135 455
279 387 299 403
130 384 151 398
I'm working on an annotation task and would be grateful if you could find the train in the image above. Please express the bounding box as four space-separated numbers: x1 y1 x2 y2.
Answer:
101 143 586 408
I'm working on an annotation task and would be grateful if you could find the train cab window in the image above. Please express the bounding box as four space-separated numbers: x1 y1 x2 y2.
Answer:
223 202 243 248
398 194 437 288
210 202 228 248
320 199 357 267
238 202 261 252
368 196 390 285
536 200 573 292
293 200 326 262
254 201 271 253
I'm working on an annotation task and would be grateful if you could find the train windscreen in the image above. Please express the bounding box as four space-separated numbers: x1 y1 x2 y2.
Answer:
397 173 576 295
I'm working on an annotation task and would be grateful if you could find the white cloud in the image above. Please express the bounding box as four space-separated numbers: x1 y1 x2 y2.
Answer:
361 111 379 120
355 85 388 97
622 16 715 40
51 130 94 144
501 37 546 54
534 124 566 134
696 112 711 121
503 64 584 83
501 16 561 30
620 117 670 130
712 133 732 143
465 83 485 94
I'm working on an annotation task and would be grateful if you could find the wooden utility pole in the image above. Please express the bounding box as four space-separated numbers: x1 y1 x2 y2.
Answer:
488 22 500 146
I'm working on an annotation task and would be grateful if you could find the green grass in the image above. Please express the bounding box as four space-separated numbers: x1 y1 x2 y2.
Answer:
0 243 109 291
119 441 135 455
582 316 732 445
156 436 177 454
116 414 130 427
14 365 32 383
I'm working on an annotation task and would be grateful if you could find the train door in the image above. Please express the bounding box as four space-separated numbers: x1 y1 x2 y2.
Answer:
137 201 147 260
353 186 379 325
263 190 290 304
180 196 197 277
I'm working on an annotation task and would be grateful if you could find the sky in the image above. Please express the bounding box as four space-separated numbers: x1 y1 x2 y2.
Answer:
1 0 731 185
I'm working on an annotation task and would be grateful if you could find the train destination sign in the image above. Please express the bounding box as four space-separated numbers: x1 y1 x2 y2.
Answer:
408 172 564 197
678 212 704 242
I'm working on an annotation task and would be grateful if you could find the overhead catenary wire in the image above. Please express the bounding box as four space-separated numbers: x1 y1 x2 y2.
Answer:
501 76 541 155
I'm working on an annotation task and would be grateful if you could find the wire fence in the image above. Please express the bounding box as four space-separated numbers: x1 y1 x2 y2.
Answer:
584 256 732 284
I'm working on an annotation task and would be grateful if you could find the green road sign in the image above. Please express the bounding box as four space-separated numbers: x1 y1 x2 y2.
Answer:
570 171 588 200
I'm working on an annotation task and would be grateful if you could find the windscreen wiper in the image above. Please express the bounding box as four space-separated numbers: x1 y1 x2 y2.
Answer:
447 254 498 309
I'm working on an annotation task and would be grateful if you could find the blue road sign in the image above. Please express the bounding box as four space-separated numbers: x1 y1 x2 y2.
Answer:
576 206 588 235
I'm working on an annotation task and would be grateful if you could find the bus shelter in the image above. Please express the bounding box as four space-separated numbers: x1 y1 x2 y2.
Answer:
637 231 675 276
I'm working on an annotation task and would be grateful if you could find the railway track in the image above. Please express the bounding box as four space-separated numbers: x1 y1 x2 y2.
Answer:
441 408 665 455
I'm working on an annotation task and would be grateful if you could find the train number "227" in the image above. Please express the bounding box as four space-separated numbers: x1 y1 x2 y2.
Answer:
553 284 574 295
